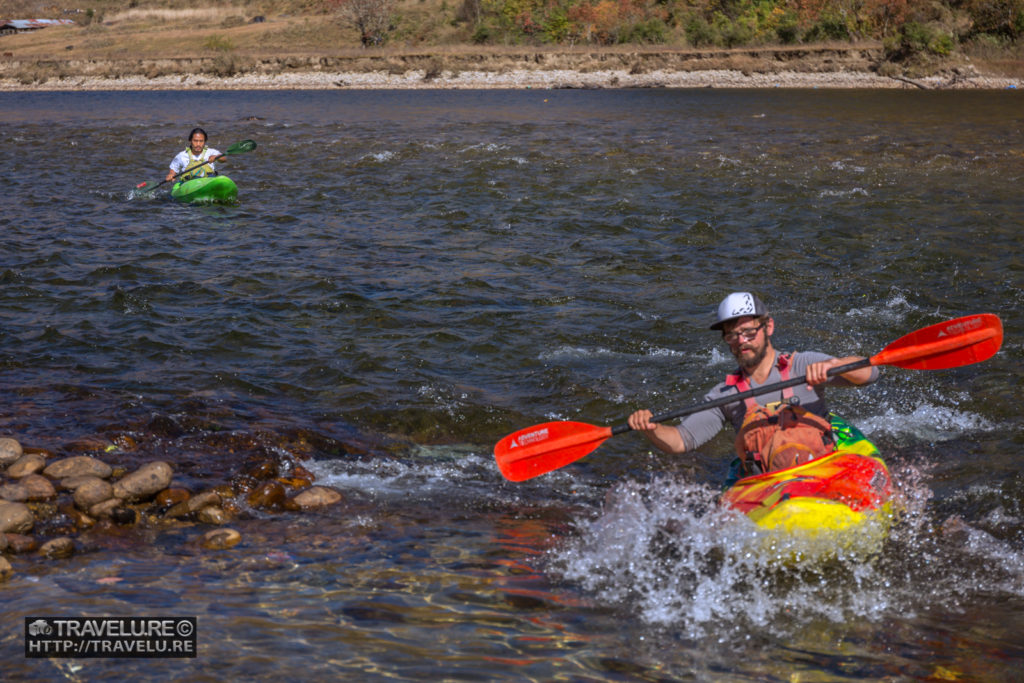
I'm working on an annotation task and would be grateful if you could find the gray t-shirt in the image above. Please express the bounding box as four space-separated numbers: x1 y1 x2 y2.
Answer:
675 351 879 451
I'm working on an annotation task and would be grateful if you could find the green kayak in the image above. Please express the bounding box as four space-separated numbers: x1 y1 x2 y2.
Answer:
171 176 238 204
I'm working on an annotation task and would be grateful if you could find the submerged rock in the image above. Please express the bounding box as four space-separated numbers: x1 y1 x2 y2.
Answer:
39 536 75 559
59 501 96 530
164 489 221 519
201 527 241 550
247 481 286 510
6 533 37 553
155 487 190 508
0 556 12 582
187 490 222 513
110 507 136 525
197 506 230 525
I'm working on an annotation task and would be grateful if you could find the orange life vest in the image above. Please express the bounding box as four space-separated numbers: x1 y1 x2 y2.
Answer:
727 353 835 474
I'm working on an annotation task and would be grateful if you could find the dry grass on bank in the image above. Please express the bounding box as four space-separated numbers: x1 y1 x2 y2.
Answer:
1 0 1022 82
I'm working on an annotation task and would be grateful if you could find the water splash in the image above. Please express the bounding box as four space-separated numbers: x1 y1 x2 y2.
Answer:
859 402 997 443
549 463 1024 640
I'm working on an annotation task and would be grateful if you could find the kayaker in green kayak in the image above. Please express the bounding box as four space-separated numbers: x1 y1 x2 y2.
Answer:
165 127 226 182
627 292 879 476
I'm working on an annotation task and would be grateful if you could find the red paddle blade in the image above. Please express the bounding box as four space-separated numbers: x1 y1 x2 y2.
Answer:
871 313 1003 370
136 181 148 188
494 421 612 482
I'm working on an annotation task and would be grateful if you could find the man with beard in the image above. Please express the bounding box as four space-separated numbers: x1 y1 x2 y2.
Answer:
627 292 877 476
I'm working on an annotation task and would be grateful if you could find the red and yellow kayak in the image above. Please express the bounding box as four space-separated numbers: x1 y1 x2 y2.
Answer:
720 416 893 554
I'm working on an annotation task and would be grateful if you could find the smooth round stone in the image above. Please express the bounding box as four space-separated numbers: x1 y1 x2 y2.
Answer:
201 528 241 550
113 461 173 502
291 486 343 509
39 536 75 559
0 501 34 534
73 478 114 510
44 456 113 480
7 453 46 479
0 438 23 467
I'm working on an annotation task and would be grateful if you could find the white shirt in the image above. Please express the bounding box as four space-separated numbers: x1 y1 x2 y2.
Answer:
169 147 222 176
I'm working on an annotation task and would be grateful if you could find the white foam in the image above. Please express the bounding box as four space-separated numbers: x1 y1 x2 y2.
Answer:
858 402 997 442
548 476 900 636
844 291 918 322
361 150 394 162
818 187 869 197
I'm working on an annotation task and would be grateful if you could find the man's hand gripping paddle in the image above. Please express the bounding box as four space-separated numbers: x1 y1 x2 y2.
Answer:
494 314 1003 482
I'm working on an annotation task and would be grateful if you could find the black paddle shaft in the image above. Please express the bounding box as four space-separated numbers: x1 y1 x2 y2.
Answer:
609 358 871 436
141 140 255 192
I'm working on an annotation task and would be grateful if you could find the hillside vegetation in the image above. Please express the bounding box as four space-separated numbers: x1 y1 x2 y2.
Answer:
2 0 1022 78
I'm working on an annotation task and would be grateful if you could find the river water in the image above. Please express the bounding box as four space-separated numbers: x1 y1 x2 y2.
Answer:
1 88 1022 680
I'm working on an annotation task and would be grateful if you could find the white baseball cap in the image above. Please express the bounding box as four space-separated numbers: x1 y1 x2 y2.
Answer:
710 292 768 330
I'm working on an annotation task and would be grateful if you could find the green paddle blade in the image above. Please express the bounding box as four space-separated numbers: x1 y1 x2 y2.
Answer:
226 140 257 154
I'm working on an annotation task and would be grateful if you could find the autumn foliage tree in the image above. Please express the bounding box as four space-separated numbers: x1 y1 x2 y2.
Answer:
330 0 397 46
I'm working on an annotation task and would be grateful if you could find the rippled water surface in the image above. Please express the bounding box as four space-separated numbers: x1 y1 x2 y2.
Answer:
2 89 1023 680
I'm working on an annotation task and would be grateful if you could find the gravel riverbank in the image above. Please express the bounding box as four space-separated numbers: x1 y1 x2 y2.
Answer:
2 67 1021 90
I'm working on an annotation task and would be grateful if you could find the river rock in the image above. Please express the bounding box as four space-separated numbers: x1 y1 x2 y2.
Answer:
59 475 100 491
88 498 122 519
247 480 286 510
0 501 34 533
212 484 235 498
5 533 37 553
110 507 136 525
44 455 113 480
187 490 222 512
113 461 173 502
0 483 29 502
164 489 220 519
242 459 279 481
20 474 56 501
279 475 313 490
155 487 190 508
197 506 230 525
0 437 23 466
7 453 46 478
73 477 114 510
200 528 241 550
60 503 95 530
39 536 75 559
290 486 343 509
292 463 315 481
163 500 190 519
0 556 12 582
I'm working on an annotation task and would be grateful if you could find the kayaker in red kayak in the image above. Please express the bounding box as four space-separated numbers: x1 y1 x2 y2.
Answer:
165 127 226 182
627 292 878 476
